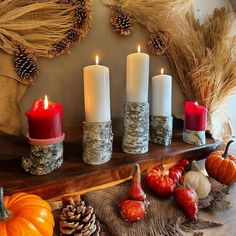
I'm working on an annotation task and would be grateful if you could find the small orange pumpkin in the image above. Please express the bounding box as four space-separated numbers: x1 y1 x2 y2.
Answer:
205 140 236 185
0 187 54 236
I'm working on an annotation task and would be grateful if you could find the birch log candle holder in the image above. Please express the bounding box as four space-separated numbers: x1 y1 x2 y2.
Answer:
83 121 113 165
122 102 149 154
23 95 64 175
150 116 173 146
123 45 150 154
183 129 206 146
150 69 173 145
83 55 112 164
183 101 207 146
22 134 65 175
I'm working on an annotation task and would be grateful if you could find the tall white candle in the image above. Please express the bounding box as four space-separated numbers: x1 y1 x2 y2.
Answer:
83 55 111 122
151 68 172 116
126 46 150 103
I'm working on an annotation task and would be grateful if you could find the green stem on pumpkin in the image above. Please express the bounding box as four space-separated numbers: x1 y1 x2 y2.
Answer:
222 140 234 159
0 187 11 221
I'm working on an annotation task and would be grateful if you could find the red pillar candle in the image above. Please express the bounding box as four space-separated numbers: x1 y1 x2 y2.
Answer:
184 101 207 131
26 95 63 139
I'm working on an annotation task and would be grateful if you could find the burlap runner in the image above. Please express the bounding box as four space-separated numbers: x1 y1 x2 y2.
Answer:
84 178 228 236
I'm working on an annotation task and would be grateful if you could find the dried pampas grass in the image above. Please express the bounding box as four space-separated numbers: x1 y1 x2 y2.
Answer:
115 0 236 141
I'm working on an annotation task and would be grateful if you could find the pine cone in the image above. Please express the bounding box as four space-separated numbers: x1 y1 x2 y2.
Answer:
110 6 134 36
66 30 81 46
50 40 68 56
60 200 100 236
74 7 87 29
14 46 39 82
60 0 85 6
148 31 171 56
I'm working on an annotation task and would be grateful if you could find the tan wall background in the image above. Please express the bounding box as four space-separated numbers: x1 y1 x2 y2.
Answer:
19 0 232 140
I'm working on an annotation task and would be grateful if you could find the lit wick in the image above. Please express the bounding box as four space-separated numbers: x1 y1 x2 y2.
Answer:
137 45 141 53
161 68 164 75
95 55 99 65
44 95 49 110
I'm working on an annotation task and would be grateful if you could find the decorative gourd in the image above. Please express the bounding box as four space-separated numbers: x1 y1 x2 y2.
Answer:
0 187 54 236
205 140 236 185
183 161 211 199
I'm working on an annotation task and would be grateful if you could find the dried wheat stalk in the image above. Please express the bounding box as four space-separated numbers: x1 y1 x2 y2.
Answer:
0 0 93 57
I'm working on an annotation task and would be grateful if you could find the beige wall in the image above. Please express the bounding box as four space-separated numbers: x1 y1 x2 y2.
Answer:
19 0 231 140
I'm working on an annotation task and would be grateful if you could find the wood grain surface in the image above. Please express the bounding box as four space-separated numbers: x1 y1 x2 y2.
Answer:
0 130 220 200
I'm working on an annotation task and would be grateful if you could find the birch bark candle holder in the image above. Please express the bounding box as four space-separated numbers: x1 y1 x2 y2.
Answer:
83 121 113 165
123 46 150 154
23 96 64 175
22 134 65 175
83 55 113 164
183 101 207 146
150 69 172 146
122 102 149 154
150 116 173 146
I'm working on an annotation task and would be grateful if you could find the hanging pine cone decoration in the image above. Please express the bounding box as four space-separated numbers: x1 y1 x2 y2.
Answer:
110 6 134 36
148 31 171 56
74 7 87 29
14 46 39 83
66 29 81 46
60 0 85 6
50 40 68 56
60 199 100 236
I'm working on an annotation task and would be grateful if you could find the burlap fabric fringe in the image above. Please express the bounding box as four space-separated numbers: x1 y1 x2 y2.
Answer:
0 51 27 136
84 178 228 236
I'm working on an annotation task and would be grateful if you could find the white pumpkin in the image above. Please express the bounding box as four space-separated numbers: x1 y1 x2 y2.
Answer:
183 161 211 199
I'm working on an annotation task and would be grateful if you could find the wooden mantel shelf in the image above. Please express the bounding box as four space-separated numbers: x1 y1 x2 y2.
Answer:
0 130 220 200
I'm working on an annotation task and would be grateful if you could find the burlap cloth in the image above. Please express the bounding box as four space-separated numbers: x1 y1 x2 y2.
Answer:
0 50 27 136
84 178 229 236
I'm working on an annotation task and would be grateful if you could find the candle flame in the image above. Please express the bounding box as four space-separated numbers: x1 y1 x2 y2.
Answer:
44 95 49 110
195 101 198 106
161 68 164 75
95 55 99 65
137 45 141 53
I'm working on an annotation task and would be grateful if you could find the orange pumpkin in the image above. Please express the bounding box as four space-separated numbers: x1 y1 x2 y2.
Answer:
205 140 236 185
0 187 54 236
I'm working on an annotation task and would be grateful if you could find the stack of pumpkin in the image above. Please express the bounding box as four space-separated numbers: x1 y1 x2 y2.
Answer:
119 140 236 222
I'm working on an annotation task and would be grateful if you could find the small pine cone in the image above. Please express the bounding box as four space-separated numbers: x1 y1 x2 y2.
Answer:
60 0 85 6
110 6 134 36
66 30 81 45
14 46 39 82
74 7 87 29
50 40 68 56
148 31 171 56
60 200 100 236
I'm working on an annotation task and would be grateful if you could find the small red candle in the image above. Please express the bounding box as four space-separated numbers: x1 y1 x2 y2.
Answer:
26 95 63 139
184 101 207 131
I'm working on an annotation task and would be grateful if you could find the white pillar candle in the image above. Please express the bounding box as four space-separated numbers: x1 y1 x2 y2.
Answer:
151 68 172 116
83 56 111 122
126 46 150 103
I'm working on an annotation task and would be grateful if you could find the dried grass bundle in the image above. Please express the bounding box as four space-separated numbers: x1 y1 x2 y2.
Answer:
0 0 93 58
116 0 236 141
116 0 192 33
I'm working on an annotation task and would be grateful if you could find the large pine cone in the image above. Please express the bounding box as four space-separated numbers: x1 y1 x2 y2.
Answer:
14 46 39 82
60 199 100 236
110 6 134 36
